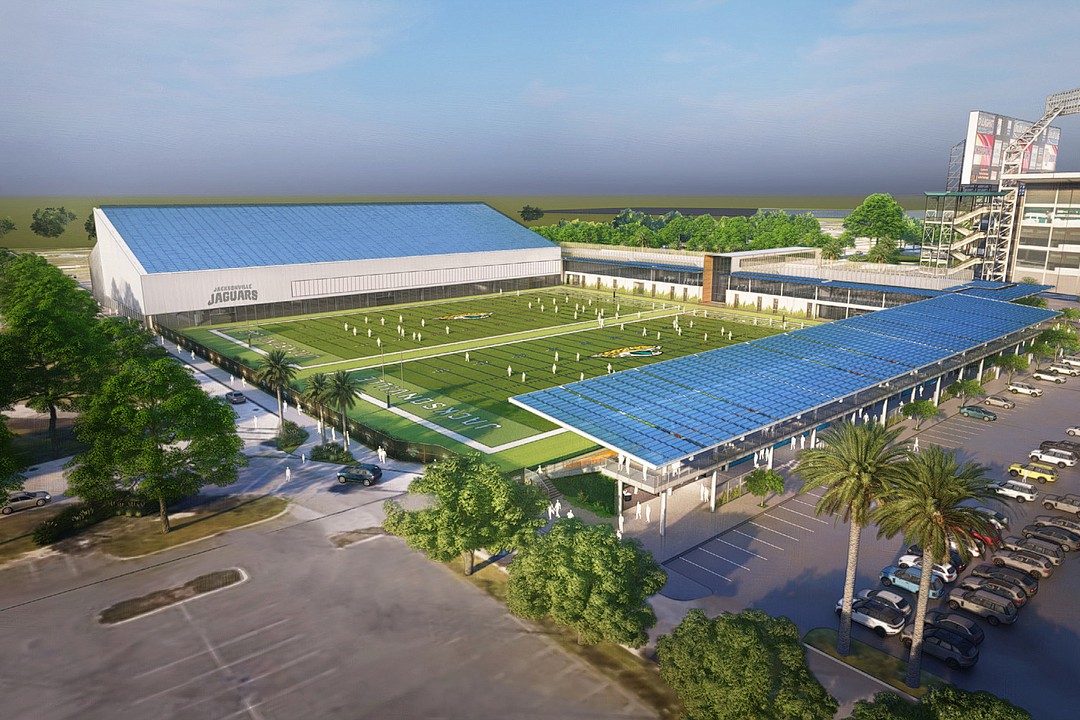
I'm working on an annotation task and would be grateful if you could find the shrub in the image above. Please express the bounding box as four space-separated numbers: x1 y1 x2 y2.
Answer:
311 442 355 464
276 420 309 452
33 501 115 546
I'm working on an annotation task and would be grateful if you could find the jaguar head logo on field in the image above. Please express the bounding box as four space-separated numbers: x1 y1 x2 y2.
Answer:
591 345 663 359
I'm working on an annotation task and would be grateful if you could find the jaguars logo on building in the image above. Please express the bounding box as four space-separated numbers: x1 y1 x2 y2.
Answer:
434 312 492 321
592 345 663 359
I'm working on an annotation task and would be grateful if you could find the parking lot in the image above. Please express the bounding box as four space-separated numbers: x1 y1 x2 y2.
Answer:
662 372 1080 719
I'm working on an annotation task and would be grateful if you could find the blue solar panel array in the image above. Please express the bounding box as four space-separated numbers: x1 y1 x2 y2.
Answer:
733 272 1051 302
100 203 556 274
512 294 1056 467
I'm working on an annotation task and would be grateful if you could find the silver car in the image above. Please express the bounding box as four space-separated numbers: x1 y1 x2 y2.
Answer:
2 491 52 515
984 395 1016 409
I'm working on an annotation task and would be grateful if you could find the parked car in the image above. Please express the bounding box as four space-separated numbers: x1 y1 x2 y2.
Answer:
993 549 1055 578
1067 426 1080 437
336 464 383 486
880 565 945 598
855 588 912 617
1042 493 1080 516
946 588 1019 626
835 598 907 637
994 479 1038 503
1059 355 1080 369
959 406 996 422
1032 370 1067 384
957 577 1027 608
1020 523 1080 552
907 545 967 572
1049 362 1080 376
1002 534 1065 563
983 395 1015 409
224 391 247 404
908 627 980 669
1040 439 1080 455
1007 462 1057 484
1 491 52 515
970 563 1038 597
1007 381 1042 396
897 554 958 582
1033 514 1080 535
901 609 985 646
1028 447 1077 468
970 505 1009 530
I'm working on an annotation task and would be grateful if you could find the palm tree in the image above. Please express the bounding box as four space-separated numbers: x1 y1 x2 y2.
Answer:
871 446 998 688
327 370 361 447
255 349 297 440
794 421 909 656
303 372 331 444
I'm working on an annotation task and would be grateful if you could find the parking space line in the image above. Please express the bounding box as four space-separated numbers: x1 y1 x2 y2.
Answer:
699 547 752 572
221 668 339 719
761 514 814 532
170 650 322 713
748 520 799 542
732 529 785 550
789 497 819 509
778 505 829 524
710 537 768 560
134 618 293 679
673 556 732 583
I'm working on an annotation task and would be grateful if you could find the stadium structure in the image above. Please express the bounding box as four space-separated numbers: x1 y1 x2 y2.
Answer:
89 203 562 328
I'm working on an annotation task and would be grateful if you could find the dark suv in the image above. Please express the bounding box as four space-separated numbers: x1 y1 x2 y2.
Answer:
336 464 383 486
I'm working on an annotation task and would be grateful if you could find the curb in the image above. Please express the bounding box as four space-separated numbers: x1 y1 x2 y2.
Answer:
802 643 919 703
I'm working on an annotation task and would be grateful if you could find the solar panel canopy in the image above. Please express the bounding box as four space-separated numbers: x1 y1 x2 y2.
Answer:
511 294 1055 468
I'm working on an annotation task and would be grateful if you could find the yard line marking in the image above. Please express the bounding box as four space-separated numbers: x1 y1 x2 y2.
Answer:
698 547 752 572
710 537 768 560
673 557 732 583
748 520 799 542
761 514 814 533
778 506 829 524
732 529 785 550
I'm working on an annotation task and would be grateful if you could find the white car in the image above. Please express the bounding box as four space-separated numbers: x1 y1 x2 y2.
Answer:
1050 363 1080 376
1029 447 1077 468
1032 370 1067 384
995 479 1038 503
1067 426 1080 437
1058 356 1080 369
897 554 958 583
856 588 912 617
1007 381 1042 396
835 597 907 637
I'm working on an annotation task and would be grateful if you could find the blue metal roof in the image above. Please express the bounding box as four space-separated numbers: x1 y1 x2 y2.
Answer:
734 272 1051 302
510 294 1056 467
99 203 556 274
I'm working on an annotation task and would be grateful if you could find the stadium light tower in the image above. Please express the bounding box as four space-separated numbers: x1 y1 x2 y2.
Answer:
983 86 1080 282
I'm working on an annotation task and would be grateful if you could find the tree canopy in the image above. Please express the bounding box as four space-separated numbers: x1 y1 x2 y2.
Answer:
900 399 940 429
383 453 546 574
0 216 16 239
29 207 78 238
84 212 97 242
506 518 665 647
945 378 984 405
843 194 909 245
992 353 1028 382
848 687 1031 720
744 467 785 507
68 355 246 533
518 205 545 222
657 608 838 720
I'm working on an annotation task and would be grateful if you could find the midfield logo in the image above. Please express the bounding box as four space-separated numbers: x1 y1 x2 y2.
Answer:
433 312 492 320
592 345 663 359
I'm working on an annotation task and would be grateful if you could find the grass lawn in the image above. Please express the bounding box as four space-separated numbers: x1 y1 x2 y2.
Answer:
552 472 617 517
450 558 683 719
803 627 941 699
94 495 288 558
0 504 65 566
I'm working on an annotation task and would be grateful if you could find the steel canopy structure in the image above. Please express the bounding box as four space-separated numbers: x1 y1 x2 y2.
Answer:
510 294 1055 470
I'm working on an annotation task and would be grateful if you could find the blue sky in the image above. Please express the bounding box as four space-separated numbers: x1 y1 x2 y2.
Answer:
3 0 1080 197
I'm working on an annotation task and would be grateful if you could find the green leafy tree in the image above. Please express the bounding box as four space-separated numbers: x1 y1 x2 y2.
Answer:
865 237 900 264
255 349 297 441
945 378 984 406
506 518 665 646
1012 295 1048 308
68 355 246 533
0 423 27 507
84 213 96 242
383 453 545 575
518 205 545 222
992 353 1028 383
745 467 785 507
657 608 838 720
29 207 78 238
921 685 1031 720
302 372 332 444
794 422 908 655
1025 341 1055 370
1037 326 1079 358
848 691 927 720
819 237 848 261
327 369 360 446
900 399 940 430
843 194 909 247
1058 307 1080 330
0 216 16 240
871 446 997 688
0 253 105 443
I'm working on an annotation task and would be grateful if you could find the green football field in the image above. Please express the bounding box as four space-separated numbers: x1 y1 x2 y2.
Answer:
182 288 798 468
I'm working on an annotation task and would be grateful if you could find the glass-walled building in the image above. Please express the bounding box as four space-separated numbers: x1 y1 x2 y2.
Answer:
1012 173 1080 295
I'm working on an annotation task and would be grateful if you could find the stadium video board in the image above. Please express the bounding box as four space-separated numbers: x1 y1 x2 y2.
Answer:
960 110 1060 184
